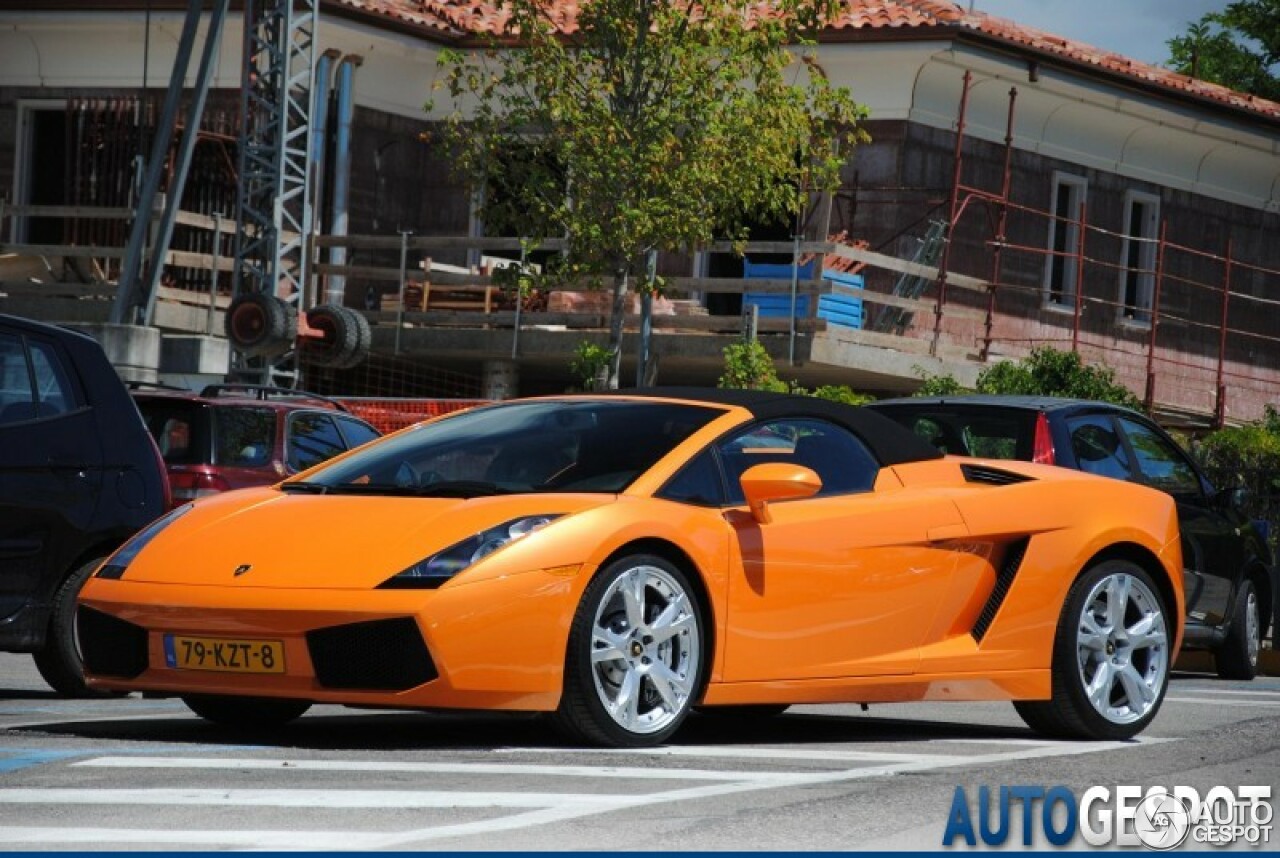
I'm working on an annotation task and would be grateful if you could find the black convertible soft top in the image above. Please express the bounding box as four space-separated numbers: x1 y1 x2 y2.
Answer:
597 387 944 467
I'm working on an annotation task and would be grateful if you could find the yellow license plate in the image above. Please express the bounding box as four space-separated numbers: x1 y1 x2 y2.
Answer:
164 635 285 674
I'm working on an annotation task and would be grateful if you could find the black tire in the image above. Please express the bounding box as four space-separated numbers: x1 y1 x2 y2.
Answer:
1215 579 1262 680
696 704 790 718
1014 560 1171 740
334 307 371 370
182 695 311 728
553 553 706 747
33 556 115 697
226 293 293 357
303 304 367 369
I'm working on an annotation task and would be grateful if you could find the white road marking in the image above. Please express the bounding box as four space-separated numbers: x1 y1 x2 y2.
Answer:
0 787 629 809
75 755 795 783
1167 696 1280 707
496 745 958 765
0 736 1175 849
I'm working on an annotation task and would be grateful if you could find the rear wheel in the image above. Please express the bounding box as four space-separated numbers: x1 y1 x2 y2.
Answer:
1215 579 1262 680
33 556 114 697
183 695 311 728
553 554 705 747
1015 560 1170 740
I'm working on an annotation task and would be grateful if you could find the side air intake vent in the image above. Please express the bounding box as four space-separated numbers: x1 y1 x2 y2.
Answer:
961 464 1035 486
972 537 1030 642
78 606 149 678
306 617 437 691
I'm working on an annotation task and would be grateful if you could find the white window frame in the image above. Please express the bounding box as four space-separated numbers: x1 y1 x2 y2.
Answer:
1042 172 1088 312
1117 189 1160 326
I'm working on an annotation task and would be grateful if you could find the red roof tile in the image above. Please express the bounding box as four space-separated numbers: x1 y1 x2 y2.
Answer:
331 1 1280 122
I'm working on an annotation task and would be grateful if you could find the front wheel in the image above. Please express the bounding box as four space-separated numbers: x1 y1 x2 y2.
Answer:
553 554 705 747
183 695 311 728
1015 560 1171 740
1215 579 1262 680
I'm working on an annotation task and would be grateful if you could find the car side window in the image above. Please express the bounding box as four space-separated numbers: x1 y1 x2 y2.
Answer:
289 413 345 472
719 418 879 504
214 407 276 467
1066 415 1134 480
1116 417 1201 496
0 332 34 425
658 450 725 506
335 415 379 450
26 339 77 415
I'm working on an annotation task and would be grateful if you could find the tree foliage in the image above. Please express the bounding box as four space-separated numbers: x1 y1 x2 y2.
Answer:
717 339 872 404
913 347 1142 410
1196 405 1280 550
1167 0 1280 100
435 0 867 387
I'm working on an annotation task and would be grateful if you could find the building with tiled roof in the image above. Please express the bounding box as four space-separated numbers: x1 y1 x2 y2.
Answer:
0 1 1277 423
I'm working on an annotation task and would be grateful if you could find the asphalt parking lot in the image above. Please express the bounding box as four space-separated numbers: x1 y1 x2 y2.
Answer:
0 655 1276 851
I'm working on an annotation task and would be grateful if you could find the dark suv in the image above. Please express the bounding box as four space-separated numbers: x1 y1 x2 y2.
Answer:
867 395 1276 680
0 314 169 695
131 384 379 503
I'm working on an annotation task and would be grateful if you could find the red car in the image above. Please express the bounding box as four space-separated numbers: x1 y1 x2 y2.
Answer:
132 384 379 504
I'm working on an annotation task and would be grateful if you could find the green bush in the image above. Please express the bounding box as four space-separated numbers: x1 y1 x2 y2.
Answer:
570 341 613 391
718 340 788 392
1196 405 1280 550
913 347 1141 409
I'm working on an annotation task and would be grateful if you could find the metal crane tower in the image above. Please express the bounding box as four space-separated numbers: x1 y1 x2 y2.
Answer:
230 0 318 382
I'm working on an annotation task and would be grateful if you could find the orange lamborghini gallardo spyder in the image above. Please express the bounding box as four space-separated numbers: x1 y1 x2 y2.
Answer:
79 390 1184 747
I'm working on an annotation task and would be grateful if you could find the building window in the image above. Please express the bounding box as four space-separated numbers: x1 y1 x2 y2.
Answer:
1043 173 1087 308
1118 190 1160 325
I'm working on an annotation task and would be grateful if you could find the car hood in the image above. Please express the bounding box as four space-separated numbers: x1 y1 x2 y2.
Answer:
122 488 614 589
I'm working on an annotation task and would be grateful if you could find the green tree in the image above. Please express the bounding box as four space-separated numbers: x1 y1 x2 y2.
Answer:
436 0 867 388
718 339 788 392
913 347 1142 409
1167 1 1280 100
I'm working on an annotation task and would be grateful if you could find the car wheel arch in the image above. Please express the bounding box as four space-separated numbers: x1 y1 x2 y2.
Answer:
1081 542 1181 643
586 537 718 698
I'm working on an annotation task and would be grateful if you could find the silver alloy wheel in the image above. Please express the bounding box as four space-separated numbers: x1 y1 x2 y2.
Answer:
1244 588 1260 668
589 564 700 735
1075 571 1168 725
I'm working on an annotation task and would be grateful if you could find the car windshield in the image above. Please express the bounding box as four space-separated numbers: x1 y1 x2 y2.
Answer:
291 400 722 497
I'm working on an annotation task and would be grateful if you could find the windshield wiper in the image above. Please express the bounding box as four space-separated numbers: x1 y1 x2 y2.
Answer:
319 480 515 498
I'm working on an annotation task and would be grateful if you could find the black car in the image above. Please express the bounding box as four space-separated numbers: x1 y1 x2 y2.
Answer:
0 314 169 694
867 394 1276 680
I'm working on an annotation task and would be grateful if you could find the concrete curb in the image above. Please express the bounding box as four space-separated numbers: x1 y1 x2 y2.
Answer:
1174 647 1280 677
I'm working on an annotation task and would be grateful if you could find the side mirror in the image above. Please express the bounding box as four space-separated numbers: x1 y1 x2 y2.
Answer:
739 462 822 525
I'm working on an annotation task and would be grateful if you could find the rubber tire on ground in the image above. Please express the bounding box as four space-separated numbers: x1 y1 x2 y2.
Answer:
696 704 790 718
303 305 368 369
33 556 115 697
1215 579 1261 680
225 293 293 357
1013 560 1170 741
552 553 707 748
182 695 311 728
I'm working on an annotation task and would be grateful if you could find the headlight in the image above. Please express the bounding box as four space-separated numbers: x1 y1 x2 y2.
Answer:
379 515 561 590
96 504 193 580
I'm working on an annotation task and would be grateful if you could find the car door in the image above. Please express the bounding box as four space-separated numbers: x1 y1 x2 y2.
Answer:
720 418 966 681
1114 415 1239 628
0 329 101 622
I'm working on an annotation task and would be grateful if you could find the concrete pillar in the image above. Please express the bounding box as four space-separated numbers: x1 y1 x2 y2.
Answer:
482 359 519 400
68 323 161 384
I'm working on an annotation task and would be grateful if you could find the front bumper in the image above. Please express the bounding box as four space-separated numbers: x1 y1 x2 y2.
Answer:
77 570 580 711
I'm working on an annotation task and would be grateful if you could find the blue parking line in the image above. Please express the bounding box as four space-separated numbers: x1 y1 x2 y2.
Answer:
0 744 269 774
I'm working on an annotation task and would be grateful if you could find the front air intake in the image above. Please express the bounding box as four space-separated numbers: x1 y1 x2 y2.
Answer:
77 606 149 678
306 617 437 691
